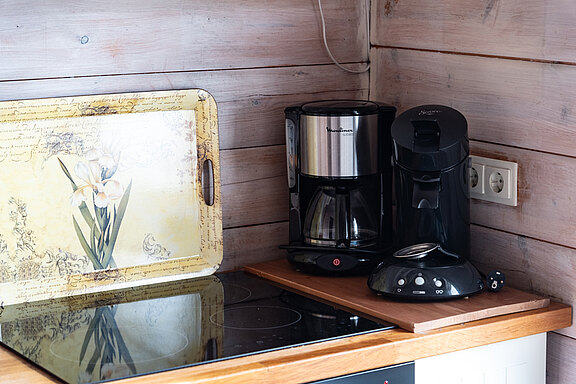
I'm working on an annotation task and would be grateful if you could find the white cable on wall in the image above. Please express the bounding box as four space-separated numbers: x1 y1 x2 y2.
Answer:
317 0 371 74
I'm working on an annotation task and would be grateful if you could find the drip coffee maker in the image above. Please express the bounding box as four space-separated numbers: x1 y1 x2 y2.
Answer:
368 105 484 299
283 100 396 275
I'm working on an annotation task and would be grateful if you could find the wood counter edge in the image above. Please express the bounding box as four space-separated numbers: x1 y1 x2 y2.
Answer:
3 301 570 384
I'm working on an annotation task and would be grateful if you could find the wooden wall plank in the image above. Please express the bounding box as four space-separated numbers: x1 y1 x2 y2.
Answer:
0 0 368 80
470 141 576 250
372 0 576 63
221 222 288 272
0 66 368 104
470 225 576 338
547 333 576 384
0 65 369 149
370 47 576 158
220 145 286 186
220 145 288 229
222 175 287 229
217 90 370 150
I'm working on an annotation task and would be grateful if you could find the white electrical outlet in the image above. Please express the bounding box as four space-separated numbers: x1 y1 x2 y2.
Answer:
469 155 518 206
470 162 485 195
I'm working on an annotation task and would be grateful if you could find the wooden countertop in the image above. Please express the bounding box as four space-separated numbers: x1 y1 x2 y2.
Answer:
0 273 571 384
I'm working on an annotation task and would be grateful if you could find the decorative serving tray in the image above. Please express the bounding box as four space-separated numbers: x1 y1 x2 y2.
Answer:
0 89 222 304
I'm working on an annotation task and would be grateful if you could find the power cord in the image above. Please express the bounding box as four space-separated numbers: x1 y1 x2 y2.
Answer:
317 0 371 74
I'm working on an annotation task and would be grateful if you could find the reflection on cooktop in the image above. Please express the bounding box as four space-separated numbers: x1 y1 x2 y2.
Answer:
0 271 394 384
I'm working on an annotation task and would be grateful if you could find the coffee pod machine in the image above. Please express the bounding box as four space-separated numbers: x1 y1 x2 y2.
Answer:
283 100 396 275
368 105 484 299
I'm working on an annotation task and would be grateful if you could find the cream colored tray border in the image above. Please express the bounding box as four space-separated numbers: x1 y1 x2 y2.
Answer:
0 89 222 304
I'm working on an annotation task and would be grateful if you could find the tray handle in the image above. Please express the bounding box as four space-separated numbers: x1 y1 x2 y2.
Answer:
201 159 215 206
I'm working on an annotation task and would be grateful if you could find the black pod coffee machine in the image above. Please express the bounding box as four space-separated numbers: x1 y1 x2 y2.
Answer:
283 100 396 275
368 105 484 299
393 105 470 255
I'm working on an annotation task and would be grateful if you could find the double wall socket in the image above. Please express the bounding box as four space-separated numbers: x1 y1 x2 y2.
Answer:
469 155 518 206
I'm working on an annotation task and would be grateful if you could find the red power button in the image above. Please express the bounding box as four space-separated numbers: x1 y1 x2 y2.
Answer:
332 257 341 267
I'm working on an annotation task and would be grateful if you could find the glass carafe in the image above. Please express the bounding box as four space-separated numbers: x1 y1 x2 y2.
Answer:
303 185 379 248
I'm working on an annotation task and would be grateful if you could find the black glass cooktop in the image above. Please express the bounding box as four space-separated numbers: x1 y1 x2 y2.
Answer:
0 271 394 383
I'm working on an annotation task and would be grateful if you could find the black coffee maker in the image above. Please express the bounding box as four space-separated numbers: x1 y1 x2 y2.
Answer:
368 105 484 299
283 100 396 275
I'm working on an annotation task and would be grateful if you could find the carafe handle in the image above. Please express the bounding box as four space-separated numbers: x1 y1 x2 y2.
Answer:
335 188 351 247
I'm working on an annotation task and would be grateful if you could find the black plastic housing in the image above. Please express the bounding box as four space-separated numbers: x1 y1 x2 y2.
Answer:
391 105 470 258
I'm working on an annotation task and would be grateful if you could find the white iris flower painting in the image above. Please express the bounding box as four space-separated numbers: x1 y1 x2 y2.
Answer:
0 91 222 303
56 110 198 270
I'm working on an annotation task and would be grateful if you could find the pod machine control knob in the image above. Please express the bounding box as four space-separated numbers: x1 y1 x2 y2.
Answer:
487 270 505 292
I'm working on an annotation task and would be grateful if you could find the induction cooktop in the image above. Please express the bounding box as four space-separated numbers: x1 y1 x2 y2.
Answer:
0 271 394 384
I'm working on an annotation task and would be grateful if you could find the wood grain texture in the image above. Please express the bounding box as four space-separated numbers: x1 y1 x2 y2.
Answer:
218 146 287 266
0 65 369 150
372 0 576 63
470 141 576 250
221 175 287 228
1 299 570 384
547 333 576 384
244 259 551 333
220 222 288 272
370 47 576 158
220 145 288 228
0 0 368 80
0 347 56 384
471 224 576 338
220 145 286 185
